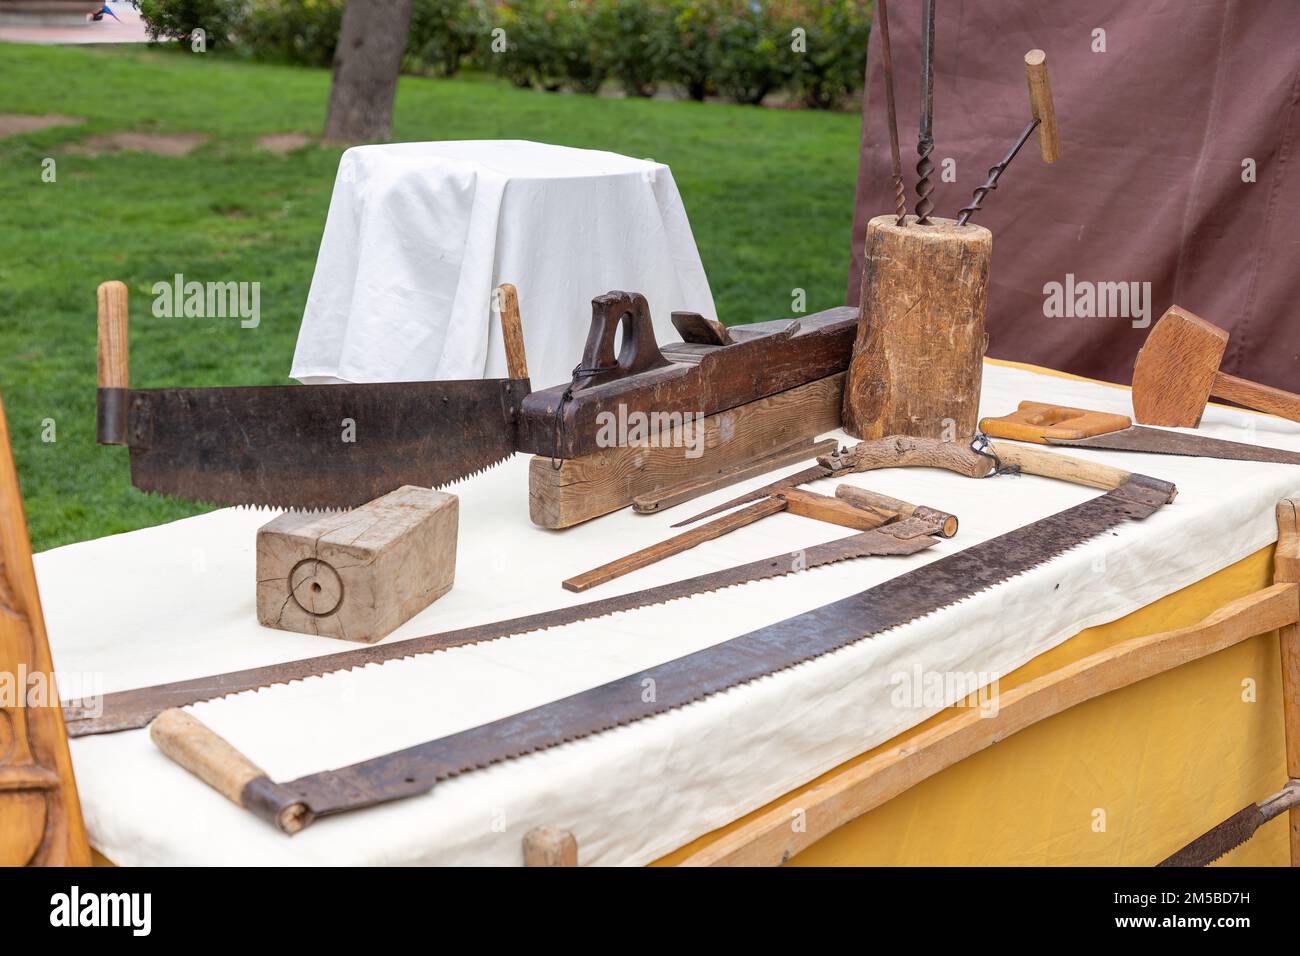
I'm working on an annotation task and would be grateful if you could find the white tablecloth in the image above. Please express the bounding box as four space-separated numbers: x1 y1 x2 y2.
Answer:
290 140 716 390
40 363 1300 865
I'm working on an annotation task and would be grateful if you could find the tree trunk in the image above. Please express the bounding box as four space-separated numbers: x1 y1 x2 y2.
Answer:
323 0 414 144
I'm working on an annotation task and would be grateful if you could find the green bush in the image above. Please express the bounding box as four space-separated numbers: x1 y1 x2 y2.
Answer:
712 1 787 105
407 0 489 77
664 0 722 101
240 0 345 68
138 0 244 48
139 0 870 108
589 0 672 98
783 0 870 109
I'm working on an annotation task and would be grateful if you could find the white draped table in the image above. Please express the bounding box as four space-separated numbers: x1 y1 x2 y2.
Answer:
38 361 1300 865
290 140 716 390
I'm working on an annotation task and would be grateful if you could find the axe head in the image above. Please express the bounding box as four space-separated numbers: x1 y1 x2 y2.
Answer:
1132 305 1229 427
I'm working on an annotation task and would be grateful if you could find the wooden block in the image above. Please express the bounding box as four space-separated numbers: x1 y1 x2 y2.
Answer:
529 372 844 529
257 486 457 643
842 216 991 440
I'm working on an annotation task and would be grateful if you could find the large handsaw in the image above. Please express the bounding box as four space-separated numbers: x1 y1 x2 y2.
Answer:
96 282 858 509
96 281 533 511
139 455 1175 834
981 401 1300 465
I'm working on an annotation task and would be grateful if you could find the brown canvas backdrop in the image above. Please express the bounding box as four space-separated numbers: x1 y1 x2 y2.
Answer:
848 0 1300 391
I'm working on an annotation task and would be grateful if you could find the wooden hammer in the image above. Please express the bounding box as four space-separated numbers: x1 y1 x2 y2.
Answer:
1132 305 1300 427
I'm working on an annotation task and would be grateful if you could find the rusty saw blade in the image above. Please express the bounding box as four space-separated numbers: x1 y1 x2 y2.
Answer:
1045 427 1300 465
1158 779 1300 866
195 474 1175 834
114 378 527 510
65 515 945 737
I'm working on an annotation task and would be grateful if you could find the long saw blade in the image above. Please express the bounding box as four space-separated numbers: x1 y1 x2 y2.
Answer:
65 517 943 737
225 475 1174 833
122 378 527 510
1046 427 1300 466
1158 778 1300 866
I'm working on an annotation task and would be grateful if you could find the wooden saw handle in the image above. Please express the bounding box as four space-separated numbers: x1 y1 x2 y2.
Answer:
778 488 898 530
980 401 1131 444
495 283 529 381
1024 50 1059 164
97 280 129 389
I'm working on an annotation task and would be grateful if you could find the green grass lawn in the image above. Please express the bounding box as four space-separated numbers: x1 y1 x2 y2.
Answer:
0 41 861 552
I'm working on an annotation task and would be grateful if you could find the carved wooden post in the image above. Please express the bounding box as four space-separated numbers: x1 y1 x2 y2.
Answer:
1276 499 1300 866
842 217 991 440
0 391 90 865
523 826 577 866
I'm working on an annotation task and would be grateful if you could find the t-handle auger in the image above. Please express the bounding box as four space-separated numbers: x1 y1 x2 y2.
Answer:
956 49 1060 226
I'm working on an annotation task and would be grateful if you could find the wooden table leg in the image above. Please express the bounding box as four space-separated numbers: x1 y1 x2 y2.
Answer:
1276 499 1300 866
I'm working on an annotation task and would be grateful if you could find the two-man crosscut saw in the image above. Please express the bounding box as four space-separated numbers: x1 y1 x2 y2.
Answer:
65 436 1154 738
138 450 1173 834
95 280 857 510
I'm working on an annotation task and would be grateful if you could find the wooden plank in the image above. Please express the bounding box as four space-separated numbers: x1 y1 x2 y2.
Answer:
529 373 844 529
1275 498 1300 866
257 486 458 643
562 498 786 592
674 581 1300 866
0 391 91 866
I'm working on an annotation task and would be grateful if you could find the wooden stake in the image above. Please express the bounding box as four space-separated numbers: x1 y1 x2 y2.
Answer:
524 826 578 867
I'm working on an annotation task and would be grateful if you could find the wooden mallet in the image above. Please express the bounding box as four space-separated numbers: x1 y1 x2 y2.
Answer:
1132 305 1300 426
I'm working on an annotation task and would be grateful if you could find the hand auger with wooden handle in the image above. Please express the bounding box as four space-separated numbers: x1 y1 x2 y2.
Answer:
821 436 1177 500
955 50 1058 226
96 280 130 445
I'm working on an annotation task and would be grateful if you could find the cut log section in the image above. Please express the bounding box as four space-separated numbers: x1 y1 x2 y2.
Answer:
257 485 458 643
842 217 991 440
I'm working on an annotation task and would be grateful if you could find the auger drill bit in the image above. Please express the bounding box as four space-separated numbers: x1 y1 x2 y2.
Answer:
957 49 1059 226
914 0 936 223
877 0 906 225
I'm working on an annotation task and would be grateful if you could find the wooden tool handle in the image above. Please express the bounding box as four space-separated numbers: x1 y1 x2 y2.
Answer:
150 709 265 807
496 283 529 381
1024 50 1059 164
824 437 993 479
835 485 959 538
980 401 1131 443
1212 371 1300 425
779 488 896 531
562 496 786 592
151 709 310 834
988 442 1134 491
96 280 129 389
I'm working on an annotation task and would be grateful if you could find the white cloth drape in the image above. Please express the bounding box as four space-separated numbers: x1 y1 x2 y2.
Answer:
290 140 716 390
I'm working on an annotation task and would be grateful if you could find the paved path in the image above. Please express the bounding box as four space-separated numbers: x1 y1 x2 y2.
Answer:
0 5 150 44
